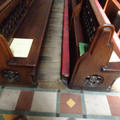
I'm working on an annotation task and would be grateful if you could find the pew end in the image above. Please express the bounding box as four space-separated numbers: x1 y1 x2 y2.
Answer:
62 0 120 91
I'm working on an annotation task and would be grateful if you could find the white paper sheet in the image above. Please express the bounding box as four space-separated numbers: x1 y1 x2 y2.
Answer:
109 51 120 62
10 38 33 57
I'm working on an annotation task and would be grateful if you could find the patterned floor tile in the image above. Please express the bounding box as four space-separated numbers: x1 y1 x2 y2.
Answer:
60 93 82 114
84 94 111 116
0 89 20 110
107 96 120 116
31 92 57 113
26 116 67 120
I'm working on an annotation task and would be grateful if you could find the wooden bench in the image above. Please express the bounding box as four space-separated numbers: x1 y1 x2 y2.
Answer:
62 0 120 91
0 0 53 86
104 0 120 33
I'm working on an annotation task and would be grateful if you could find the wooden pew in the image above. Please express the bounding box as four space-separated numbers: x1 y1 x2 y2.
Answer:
0 0 53 87
118 29 120 38
104 0 120 32
62 0 120 91
101 0 120 62
98 0 107 8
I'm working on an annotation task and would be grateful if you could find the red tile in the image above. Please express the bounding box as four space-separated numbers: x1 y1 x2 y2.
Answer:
68 118 75 120
15 91 34 111
60 93 82 114
107 96 120 116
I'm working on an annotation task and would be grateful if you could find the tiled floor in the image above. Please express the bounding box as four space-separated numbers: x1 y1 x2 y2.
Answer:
0 87 120 120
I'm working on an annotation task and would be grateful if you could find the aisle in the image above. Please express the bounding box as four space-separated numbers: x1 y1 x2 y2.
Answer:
37 0 67 89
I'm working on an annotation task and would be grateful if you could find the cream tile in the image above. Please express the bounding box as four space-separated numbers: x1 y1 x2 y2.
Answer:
31 92 57 113
0 89 20 110
27 116 67 120
84 94 111 116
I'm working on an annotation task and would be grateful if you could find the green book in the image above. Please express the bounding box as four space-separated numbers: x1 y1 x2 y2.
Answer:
79 42 89 56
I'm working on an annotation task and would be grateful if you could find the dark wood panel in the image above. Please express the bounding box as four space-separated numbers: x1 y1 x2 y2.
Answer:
0 0 7 6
